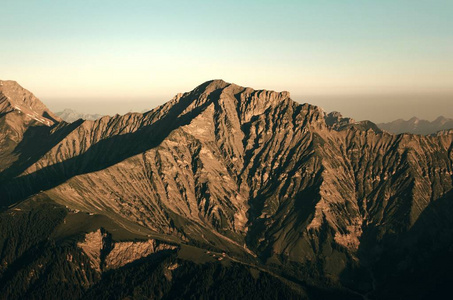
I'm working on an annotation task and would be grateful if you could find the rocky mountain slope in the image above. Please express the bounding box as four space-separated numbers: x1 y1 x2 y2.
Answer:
0 79 452 299
378 116 453 135
55 108 104 123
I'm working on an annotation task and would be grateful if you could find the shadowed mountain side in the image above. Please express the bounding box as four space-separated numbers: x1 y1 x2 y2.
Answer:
356 189 453 299
0 120 84 181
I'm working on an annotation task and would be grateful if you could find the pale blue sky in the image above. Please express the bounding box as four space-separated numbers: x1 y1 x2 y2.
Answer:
1 0 452 121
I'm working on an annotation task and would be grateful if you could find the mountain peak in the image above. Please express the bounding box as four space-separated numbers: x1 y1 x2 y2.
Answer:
193 79 231 94
433 116 447 123
0 80 18 86
193 79 291 99
0 79 61 126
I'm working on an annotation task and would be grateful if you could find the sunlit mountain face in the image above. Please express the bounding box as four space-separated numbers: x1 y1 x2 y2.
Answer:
0 80 452 299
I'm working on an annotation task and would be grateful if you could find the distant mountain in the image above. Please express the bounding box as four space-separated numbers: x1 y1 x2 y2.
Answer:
0 79 452 299
325 111 383 133
378 116 453 135
55 108 104 123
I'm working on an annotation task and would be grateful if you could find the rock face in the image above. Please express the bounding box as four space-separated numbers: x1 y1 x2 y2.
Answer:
77 229 109 272
77 229 176 271
378 116 453 135
0 79 452 298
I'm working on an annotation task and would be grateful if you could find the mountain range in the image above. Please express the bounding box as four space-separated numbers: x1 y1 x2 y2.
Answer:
0 79 452 299
378 116 453 135
54 108 453 137
55 108 104 123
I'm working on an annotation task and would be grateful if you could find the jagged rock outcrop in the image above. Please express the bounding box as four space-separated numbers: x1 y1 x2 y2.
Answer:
0 79 452 298
326 111 382 133
105 239 176 269
77 229 109 272
77 229 177 271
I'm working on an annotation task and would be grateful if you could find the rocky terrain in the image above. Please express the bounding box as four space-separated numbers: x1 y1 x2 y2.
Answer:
0 79 452 299
378 116 453 135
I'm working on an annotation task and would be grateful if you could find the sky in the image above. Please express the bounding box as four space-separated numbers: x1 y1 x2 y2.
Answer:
1 0 452 122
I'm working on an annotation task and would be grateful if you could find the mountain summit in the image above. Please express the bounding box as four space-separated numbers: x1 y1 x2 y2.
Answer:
0 80 60 125
0 80 452 299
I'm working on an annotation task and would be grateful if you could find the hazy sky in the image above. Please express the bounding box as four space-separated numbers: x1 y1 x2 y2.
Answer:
1 0 452 122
